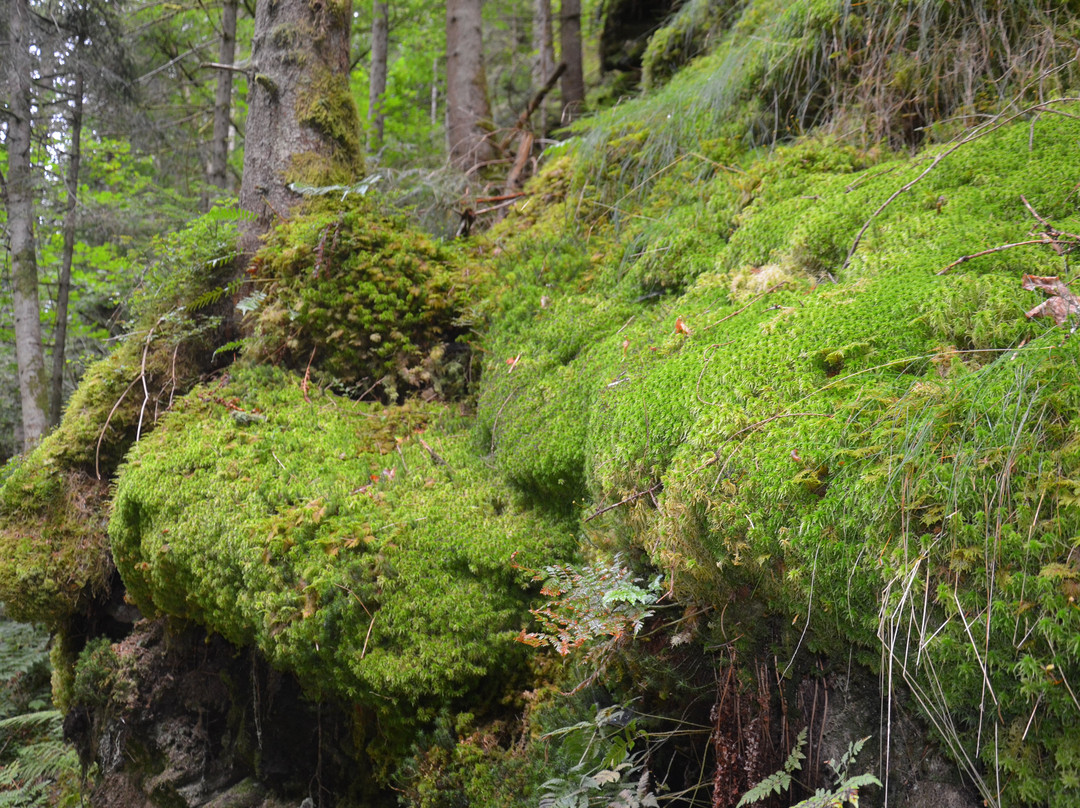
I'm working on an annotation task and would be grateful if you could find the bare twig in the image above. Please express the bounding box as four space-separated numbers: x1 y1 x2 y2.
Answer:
937 237 1073 275
584 481 663 522
701 281 789 333
96 376 141 480
844 97 1080 270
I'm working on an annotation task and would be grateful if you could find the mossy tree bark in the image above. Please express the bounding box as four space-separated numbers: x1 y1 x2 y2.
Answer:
559 0 585 121
238 0 363 253
446 0 494 172
2 0 49 448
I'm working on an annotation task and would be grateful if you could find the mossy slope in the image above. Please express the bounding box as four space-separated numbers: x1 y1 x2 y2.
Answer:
478 100 1080 805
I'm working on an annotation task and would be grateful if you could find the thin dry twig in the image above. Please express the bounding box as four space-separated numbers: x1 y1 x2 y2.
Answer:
584 481 663 523
844 97 1080 271
95 376 141 480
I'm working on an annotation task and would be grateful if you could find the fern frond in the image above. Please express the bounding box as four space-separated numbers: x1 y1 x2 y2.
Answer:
187 278 245 313
202 205 256 223
0 709 63 734
737 728 807 807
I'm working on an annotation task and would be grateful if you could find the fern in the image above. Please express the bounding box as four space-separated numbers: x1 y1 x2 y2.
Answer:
187 277 245 313
737 728 806 807
201 204 256 223
738 731 881 808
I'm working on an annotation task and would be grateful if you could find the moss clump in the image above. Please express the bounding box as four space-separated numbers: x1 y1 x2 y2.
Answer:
249 197 480 401
109 367 575 715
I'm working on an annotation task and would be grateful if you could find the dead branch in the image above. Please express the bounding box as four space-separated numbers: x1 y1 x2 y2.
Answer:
499 62 568 152
504 130 535 192
475 192 526 204
584 481 663 523
937 237 1074 275
844 97 1080 271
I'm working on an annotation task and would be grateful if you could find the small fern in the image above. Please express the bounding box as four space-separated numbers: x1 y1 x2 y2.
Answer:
737 728 806 807
201 204 256 223
738 731 881 808
187 277 245 313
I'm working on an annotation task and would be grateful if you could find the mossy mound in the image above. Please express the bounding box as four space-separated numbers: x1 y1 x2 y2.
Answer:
248 197 481 401
109 367 576 711
485 98 1080 805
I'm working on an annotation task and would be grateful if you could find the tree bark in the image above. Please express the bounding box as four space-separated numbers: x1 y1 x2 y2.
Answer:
50 70 85 429
532 0 555 134
368 0 389 151
208 0 239 197
445 0 494 172
559 0 585 122
4 0 49 448
239 0 363 253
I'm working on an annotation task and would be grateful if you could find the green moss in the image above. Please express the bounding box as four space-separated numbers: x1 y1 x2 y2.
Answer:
249 197 481 401
109 367 575 716
0 211 240 626
290 66 363 185
486 90 1080 804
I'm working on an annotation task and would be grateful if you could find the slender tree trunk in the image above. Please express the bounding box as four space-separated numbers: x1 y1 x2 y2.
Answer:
50 71 85 429
368 0 389 151
208 0 238 197
533 0 555 134
559 0 585 122
239 0 362 254
446 0 494 172
4 0 49 448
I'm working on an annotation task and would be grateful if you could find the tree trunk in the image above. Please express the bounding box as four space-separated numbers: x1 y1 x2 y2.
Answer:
446 0 494 172
239 0 363 253
208 0 238 197
4 0 49 448
50 70 85 429
368 0 389 151
532 0 555 134
559 0 585 122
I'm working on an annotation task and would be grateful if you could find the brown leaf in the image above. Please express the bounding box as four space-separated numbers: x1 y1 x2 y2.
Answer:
1022 274 1072 297
1026 296 1075 325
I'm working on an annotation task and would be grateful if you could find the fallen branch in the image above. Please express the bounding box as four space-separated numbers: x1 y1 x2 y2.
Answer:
937 237 1073 275
844 96 1080 271
584 481 663 523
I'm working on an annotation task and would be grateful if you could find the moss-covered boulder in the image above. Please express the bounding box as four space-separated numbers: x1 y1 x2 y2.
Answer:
109 367 575 712
482 85 1080 804
0 211 240 626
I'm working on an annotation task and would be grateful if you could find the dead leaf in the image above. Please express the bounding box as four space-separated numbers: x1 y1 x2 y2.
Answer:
674 316 691 336
1023 274 1079 325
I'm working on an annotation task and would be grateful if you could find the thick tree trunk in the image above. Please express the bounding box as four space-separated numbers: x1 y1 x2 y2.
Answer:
446 0 494 172
208 0 238 196
559 0 585 122
4 0 49 448
50 71 85 429
368 0 389 151
239 0 363 253
532 0 555 134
